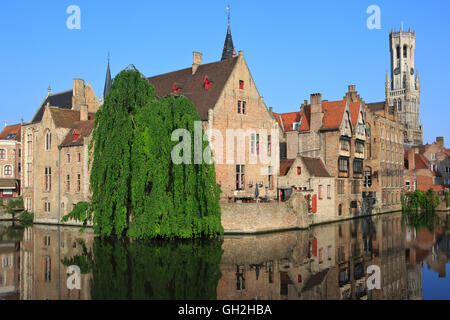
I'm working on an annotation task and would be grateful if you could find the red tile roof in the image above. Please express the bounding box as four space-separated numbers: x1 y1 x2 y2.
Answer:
321 100 347 131
299 105 310 132
0 124 21 142
349 102 361 127
273 111 302 132
147 57 239 121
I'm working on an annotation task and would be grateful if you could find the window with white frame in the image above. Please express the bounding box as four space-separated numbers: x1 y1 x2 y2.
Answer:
0 149 5 160
4 165 12 176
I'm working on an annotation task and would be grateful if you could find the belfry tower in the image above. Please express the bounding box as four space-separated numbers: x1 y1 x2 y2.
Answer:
386 28 422 147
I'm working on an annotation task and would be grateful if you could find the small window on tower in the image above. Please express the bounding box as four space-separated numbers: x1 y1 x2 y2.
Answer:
403 45 407 58
239 80 244 90
204 77 211 90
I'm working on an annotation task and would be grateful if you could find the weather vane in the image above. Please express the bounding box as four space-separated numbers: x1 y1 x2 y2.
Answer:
226 5 231 26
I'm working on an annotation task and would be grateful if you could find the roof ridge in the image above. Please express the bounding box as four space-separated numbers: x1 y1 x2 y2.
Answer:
147 57 239 80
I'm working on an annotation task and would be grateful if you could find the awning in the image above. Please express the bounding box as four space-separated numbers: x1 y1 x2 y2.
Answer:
0 179 17 190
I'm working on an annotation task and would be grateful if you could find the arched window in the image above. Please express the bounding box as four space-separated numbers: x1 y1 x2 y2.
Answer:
45 131 51 151
338 204 342 216
396 45 400 59
398 100 402 112
0 149 5 160
4 165 12 176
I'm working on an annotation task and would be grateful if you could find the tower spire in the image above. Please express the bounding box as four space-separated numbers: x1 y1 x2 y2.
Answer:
221 5 235 61
103 53 111 99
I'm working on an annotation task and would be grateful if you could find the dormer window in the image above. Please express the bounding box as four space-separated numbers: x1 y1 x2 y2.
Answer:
173 83 180 94
72 130 80 142
239 80 244 90
293 122 299 131
204 77 211 90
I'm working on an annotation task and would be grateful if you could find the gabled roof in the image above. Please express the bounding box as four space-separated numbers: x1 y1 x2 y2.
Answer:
147 57 239 120
31 90 73 123
60 120 95 147
280 157 330 178
280 159 295 176
301 157 331 177
349 102 362 127
321 100 347 131
273 111 302 133
0 124 21 142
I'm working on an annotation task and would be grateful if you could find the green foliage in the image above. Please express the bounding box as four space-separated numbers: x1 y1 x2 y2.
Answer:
402 189 440 214
61 239 93 274
86 237 223 300
88 69 223 239
90 70 156 238
4 197 24 215
61 202 92 232
18 211 34 222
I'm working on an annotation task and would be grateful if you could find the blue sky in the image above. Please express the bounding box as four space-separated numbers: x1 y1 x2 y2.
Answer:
0 0 449 145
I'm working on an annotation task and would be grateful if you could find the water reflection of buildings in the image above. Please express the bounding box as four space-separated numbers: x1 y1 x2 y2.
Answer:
217 213 419 300
0 223 20 300
20 225 94 300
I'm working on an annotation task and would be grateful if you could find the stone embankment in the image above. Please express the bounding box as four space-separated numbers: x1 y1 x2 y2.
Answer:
221 193 309 234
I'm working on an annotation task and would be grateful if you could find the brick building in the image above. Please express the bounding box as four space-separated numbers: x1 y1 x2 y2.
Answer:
147 23 280 201
364 99 404 212
273 88 366 218
21 79 99 223
0 124 21 197
403 137 450 192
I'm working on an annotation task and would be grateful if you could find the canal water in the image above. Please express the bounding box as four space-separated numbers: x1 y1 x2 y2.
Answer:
0 212 449 300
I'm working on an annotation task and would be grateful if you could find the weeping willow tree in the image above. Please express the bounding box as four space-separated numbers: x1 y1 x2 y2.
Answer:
64 68 223 239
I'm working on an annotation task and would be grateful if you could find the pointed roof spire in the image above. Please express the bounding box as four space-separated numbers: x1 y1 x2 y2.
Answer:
221 5 235 61
103 53 111 98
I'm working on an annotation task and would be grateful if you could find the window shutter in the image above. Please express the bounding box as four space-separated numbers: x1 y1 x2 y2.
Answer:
312 238 317 256
312 194 317 213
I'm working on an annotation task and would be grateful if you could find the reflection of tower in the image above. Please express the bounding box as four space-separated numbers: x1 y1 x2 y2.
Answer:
386 28 422 147
406 264 423 300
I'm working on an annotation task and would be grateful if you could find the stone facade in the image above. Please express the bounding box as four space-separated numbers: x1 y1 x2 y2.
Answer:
21 79 99 223
365 100 404 212
386 29 422 147
278 157 335 224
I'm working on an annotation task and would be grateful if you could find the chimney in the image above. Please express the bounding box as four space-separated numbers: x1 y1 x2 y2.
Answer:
192 52 202 75
72 79 86 111
408 148 416 170
238 50 244 57
310 93 323 132
436 137 444 148
80 104 88 121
